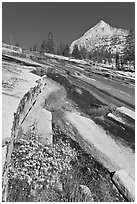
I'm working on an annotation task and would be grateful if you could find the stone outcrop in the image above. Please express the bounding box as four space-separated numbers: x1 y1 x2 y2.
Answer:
65 111 135 201
11 80 42 141
2 77 60 201
2 42 22 53
2 79 42 201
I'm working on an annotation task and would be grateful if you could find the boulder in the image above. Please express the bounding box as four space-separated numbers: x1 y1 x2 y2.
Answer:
74 87 82 95
80 184 94 201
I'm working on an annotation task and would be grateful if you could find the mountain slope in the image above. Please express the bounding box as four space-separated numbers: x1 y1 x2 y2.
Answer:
70 20 129 55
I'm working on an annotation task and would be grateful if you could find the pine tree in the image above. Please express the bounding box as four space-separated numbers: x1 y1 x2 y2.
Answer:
91 50 97 62
80 46 87 59
15 42 20 47
87 51 92 60
45 31 55 54
124 29 135 65
71 44 81 59
98 51 102 63
108 52 112 64
57 46 60 55
115 53 120 70
59 41 65 56
94 50 99 62
33 44 38 52
56 42 64 56
41 39 47 53
63 44 70 57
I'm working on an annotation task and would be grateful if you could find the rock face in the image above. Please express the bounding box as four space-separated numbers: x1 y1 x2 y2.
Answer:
70 20 129 55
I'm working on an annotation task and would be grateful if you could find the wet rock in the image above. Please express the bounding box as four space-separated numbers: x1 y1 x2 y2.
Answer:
112 169 135 201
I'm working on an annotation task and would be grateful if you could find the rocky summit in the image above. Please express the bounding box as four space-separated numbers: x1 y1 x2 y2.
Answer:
70 20 129 55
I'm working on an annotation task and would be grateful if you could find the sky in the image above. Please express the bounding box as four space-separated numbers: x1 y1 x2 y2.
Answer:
2 2 135 49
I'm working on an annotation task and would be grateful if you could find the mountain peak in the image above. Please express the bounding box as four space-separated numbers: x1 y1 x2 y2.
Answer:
97 20 110 28
99 20 106 24
83 20 110 38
